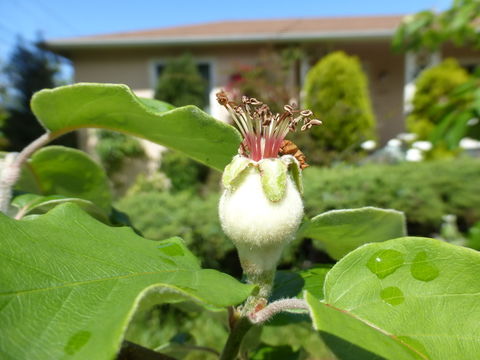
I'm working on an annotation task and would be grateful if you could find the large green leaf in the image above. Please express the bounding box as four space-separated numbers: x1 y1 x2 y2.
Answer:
16 146 112 212
31 83 241 171
301 207 406 260
0 203 253 360
306 237 480 359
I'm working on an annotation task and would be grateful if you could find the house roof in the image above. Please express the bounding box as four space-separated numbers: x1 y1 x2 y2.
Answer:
47 15 405 49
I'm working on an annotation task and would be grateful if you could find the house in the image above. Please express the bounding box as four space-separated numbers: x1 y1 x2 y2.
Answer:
46 15 480 143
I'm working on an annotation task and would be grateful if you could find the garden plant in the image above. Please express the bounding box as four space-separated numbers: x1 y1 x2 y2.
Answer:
1 82 480 360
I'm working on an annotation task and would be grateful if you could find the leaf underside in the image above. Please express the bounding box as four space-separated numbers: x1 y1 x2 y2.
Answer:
31 83 241 171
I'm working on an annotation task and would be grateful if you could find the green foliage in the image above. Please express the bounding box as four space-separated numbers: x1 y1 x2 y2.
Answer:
3 81 480 359
303 158 480 235
31 83 241 171
160 150 210 193
16 146 112 212
250 344 299 360
429 70 480 150
301 207 406 260
126 304 228 360
95 130 145 174
393 0 480 52
303 51 376 164
116 191 234 270
467 221 480 250
306 237 480 359
0 203 253 360
407 59 470 139
126 172 170 196
155 53 208 108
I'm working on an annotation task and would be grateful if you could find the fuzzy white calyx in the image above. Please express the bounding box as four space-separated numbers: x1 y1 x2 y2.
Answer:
219 156 303 273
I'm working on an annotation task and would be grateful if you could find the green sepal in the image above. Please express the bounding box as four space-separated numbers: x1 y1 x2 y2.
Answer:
222 155 251 189
259 158 288 202
281 155 303 194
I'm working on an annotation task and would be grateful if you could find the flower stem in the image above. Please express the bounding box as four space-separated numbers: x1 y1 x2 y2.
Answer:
219 317 253 360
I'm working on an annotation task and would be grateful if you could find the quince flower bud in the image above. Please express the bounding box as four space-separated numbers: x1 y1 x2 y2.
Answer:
219 155 303 279
215 91 320 297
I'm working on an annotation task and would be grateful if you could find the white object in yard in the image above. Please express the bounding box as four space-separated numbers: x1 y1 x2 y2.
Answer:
387 139 402 148
412 141 432 151
133 88 154 98
406 148 423 162
397 133 417 142
361 140 377 151
459 137 480 150
467 118 479 126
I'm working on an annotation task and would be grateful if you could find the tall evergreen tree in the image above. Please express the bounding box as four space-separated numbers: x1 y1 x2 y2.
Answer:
2 39 76 150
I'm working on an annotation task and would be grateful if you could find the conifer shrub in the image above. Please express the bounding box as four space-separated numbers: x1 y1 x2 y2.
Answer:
160 150 210 193
154 53 207 108
407 58 470 139
302 51 376 164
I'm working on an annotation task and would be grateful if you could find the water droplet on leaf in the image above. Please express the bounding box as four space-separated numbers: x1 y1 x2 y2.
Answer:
157 242 184 256
367 249 405 279
64 331 91 355
380 286 404 306
397 336 430 359
410 251 439 282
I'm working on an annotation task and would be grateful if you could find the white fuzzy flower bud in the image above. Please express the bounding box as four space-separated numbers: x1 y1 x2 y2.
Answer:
219 155 303 280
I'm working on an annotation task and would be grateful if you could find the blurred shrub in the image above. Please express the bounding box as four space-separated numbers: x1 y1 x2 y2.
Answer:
116 191 235 271
95 130 145 175
303 158 480 235
155 53 207 108
303 51 376 164
407 58 470 140
392 0 480 52
160 150 210 193
126 172 170 197
428 68 480 152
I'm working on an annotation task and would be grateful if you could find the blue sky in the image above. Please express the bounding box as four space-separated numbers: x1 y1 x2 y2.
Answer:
0 0 451 59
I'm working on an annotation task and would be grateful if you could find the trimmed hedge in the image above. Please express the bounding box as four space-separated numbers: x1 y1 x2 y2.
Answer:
117 158 480 270
303 158 480 235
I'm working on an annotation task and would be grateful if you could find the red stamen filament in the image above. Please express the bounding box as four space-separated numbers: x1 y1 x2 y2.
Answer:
216 91 321 160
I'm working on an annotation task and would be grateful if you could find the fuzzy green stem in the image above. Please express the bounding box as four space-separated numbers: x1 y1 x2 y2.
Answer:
0 133 56 214
219 317 253 360
218 268 276 360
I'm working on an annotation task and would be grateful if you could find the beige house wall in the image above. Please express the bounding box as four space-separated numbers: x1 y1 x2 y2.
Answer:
67 41 478 144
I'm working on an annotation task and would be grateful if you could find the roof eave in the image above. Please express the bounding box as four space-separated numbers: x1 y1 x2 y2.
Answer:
46 29 395 50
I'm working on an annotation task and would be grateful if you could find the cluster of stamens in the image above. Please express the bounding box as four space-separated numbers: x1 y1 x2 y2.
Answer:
217 91 321 161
